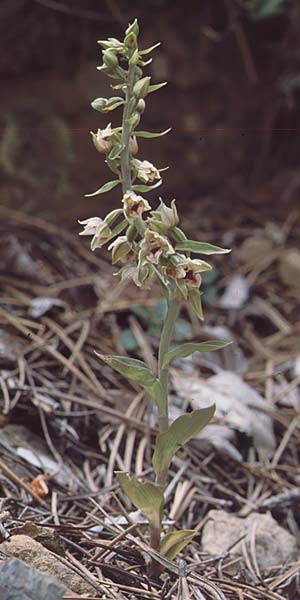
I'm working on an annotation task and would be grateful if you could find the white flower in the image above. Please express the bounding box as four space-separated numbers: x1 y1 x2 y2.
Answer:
135 160 161 183
90 123 115 153
163 255 211 298
122 191 151 220
78 217 111 251
139 229 175 265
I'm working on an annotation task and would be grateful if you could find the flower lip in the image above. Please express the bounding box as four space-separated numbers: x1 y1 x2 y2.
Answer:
122 191 151 219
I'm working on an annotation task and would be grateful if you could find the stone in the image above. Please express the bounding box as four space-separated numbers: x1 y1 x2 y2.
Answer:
201 510 298 570
0 535 94 596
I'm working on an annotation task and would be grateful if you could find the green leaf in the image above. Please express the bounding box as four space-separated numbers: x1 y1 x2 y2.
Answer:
94 352 165 408
148 379 165 411
169 226 188 243
105 219 128 244
176 240 231 255
94 353 156 386
104 208 123 225
85 179 120 197
132 180 162 193
188 289 204 321
108 144 124 160
134 128 171 138
162 340 231 367
148 82 167 93
160 530 196 560
152 406 215 478
116 473 163 530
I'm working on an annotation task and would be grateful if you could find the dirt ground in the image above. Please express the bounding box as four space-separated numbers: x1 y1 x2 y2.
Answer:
0 1 300 599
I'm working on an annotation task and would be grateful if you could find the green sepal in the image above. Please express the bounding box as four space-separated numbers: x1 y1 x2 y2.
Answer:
160 530 196 560
152 406 215 477
116 473 163 531
162 340 231 367
85 179 120 197
176 240 231 255
132 180 162 193
134 128 171 138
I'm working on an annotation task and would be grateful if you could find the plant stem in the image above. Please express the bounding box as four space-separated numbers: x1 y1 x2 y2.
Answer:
157 293 179 435
120 64 136 195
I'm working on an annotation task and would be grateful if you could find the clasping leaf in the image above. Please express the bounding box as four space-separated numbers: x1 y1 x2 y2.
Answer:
85 179 120 197
176 240 231 255
153 405 215 477
162 340 231 367
132 180 162 193
134 128 171 138
94 353 165 409
160 530 196 560
116 472 163 531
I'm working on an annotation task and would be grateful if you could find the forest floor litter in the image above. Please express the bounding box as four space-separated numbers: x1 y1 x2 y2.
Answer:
0 204 299 599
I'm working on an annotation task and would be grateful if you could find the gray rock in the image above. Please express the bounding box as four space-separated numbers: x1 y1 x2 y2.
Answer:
201 510 298 571
0 535 94 596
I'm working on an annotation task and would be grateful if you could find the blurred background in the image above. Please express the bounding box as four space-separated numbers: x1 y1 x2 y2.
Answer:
0 0 299 226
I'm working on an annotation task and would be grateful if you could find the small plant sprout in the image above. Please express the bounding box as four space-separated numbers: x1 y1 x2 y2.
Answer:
79 19 231 576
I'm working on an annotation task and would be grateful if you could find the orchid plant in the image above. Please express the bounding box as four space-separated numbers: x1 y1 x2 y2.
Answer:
79 20 230 575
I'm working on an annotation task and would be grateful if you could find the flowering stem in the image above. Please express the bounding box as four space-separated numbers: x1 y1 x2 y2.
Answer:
120 64 136 194
157 293 180 436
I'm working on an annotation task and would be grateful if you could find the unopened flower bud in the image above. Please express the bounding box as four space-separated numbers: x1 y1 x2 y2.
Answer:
126 224 137 243
135 260 153 287
160 199 179 228
124 32 137 49
129 136 138 155
108 236 134 264
125 19 139 38
133 77 151 99
91 97 108 112
102 49 119 69
136 99 146 114
148 200 179 233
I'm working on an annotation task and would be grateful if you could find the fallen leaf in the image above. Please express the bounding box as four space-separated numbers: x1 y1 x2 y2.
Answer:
172 371 276 457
